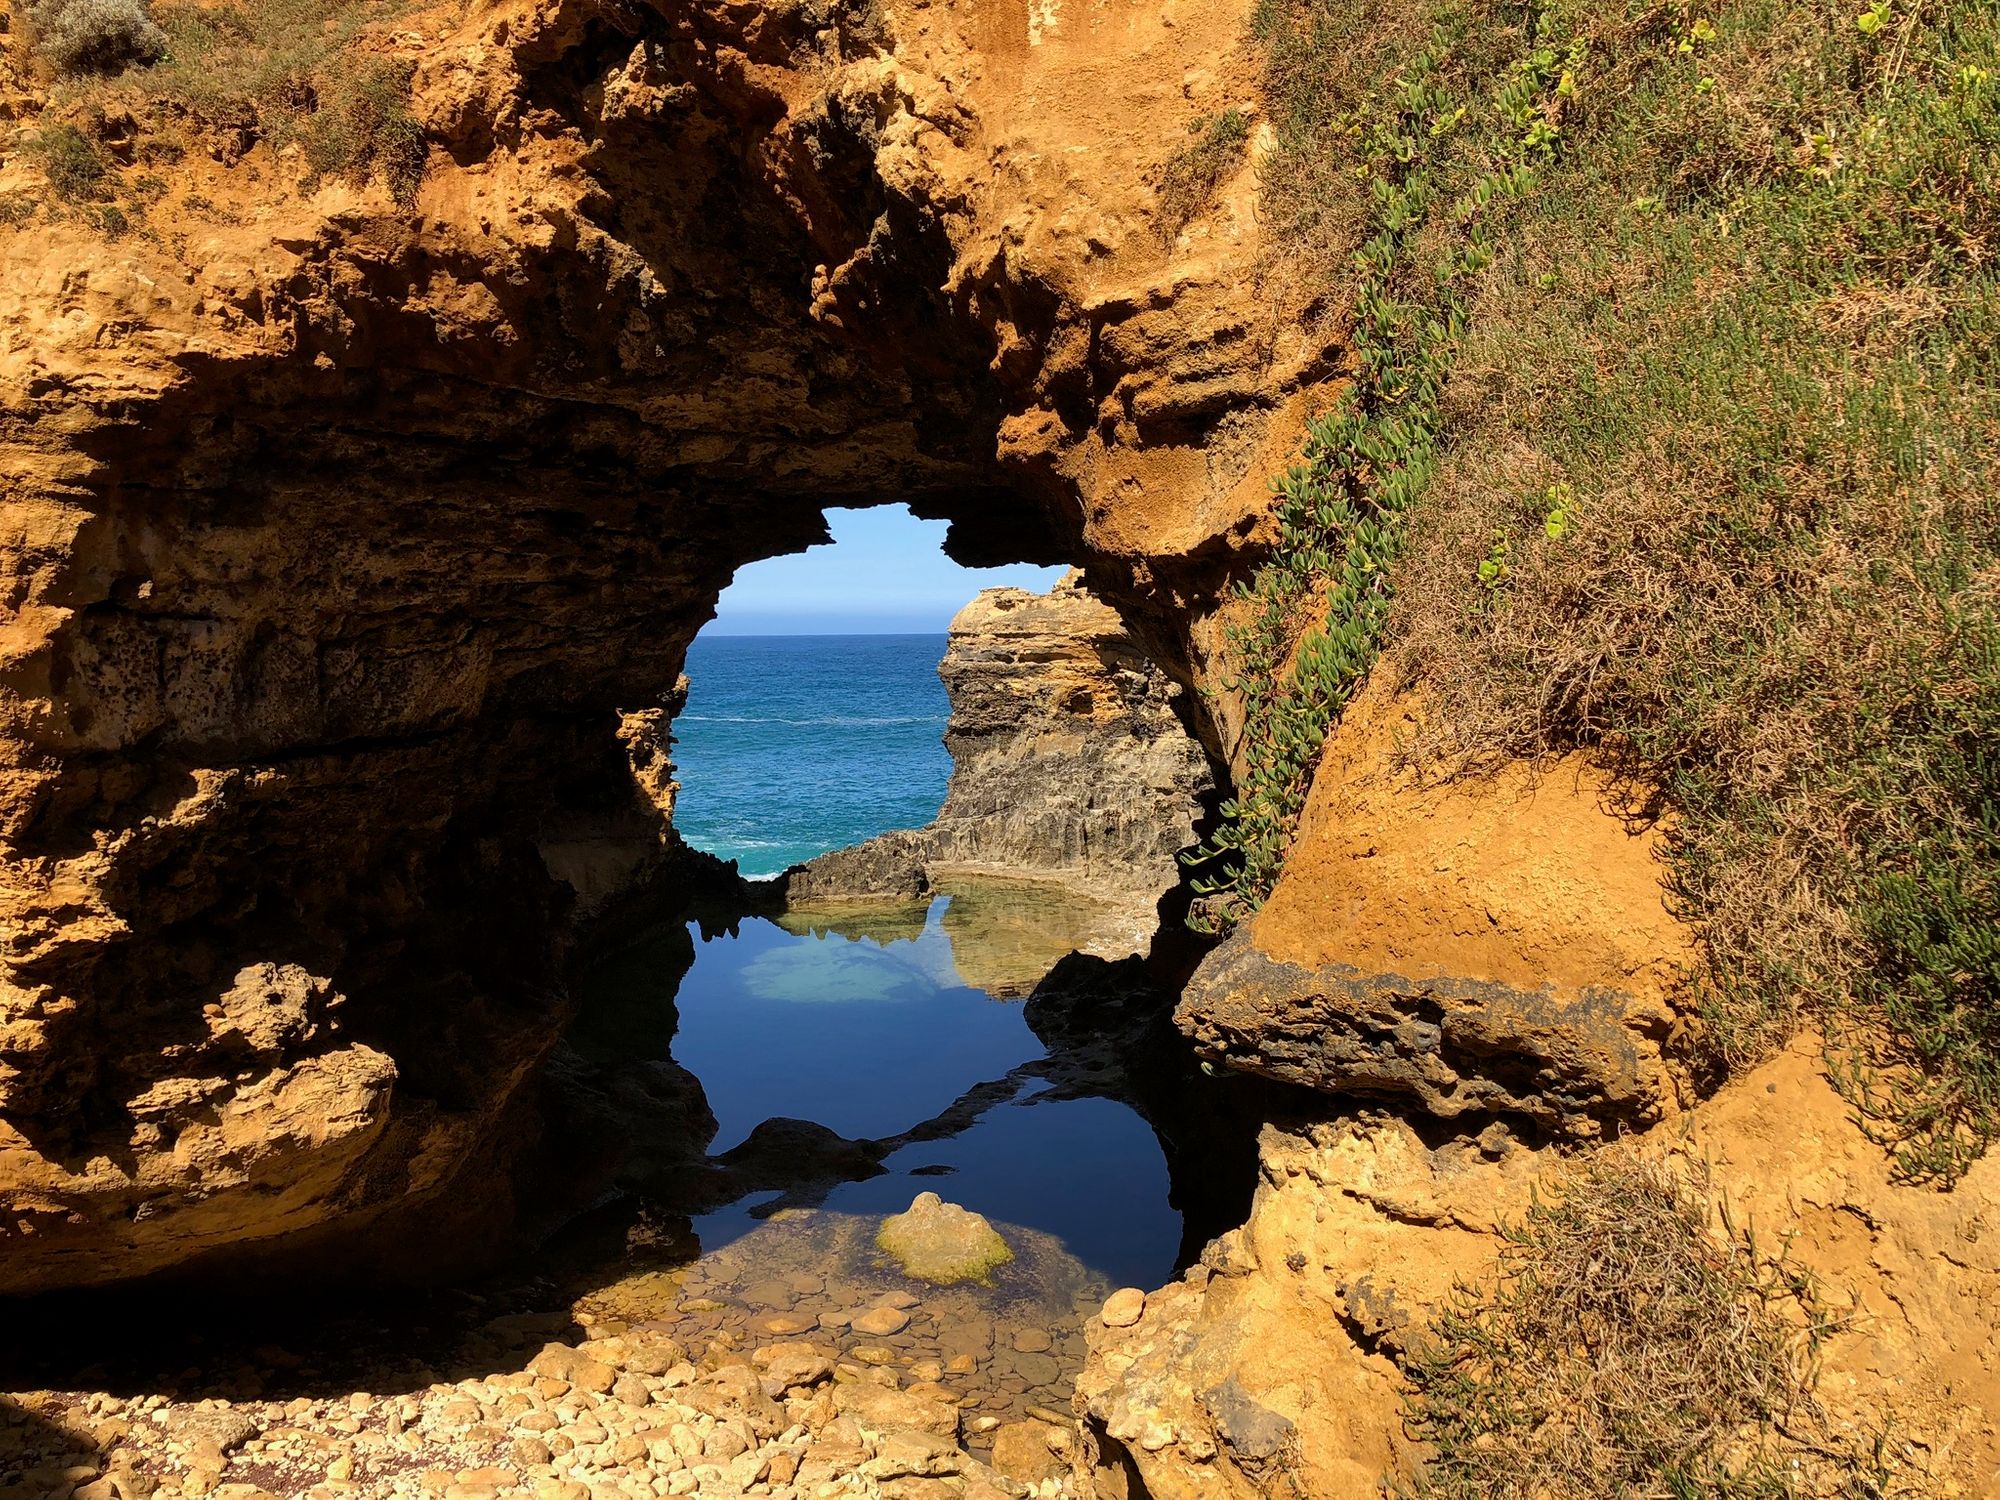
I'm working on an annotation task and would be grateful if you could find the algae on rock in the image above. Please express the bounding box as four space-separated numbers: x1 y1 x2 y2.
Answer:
876 1192 1015 1286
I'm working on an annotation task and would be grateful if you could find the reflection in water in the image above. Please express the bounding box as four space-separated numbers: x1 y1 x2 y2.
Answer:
532 873 1273 1442
663 888 1181 1290
773 875 1132 998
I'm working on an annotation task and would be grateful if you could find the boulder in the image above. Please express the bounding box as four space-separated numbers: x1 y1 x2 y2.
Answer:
876 1193 1014 1285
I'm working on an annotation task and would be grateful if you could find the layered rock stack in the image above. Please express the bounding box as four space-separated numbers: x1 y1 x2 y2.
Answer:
783 574 1215 913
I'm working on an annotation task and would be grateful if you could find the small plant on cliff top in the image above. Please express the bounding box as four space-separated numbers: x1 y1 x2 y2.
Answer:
1156 107 1253 239
1402 1153 1902 1499
298 58 427 201
25 122 110 200
27 0 166 77
47 0 431 206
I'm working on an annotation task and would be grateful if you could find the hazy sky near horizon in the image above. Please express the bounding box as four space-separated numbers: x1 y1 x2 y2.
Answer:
706 505 1066 635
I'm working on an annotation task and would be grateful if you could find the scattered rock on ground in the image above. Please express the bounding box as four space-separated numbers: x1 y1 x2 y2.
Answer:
1100 1288 1146 1328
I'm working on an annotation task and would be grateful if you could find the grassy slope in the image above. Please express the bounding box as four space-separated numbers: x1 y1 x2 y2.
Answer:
1202 2 1994 1488
1208 0 1997 1188
10 0 426 235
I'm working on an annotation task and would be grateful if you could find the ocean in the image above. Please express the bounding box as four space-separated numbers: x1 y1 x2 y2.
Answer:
670 633 954 877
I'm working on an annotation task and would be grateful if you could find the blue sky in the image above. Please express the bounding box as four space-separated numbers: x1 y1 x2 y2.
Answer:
708 505 1065 635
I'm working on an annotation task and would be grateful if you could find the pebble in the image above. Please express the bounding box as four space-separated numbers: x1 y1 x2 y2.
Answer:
1101 1287 1147 1328
849 1307 910 1337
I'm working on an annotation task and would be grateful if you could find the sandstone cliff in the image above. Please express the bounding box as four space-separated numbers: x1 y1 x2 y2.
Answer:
1077 1042 2000 1499
784 571 1214 911
3 1 1993 1497
0 0 1314 1291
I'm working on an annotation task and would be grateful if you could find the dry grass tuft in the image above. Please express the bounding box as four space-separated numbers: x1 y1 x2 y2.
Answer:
30 0 430 213
24 120 111 200
1155 108 1252 241
1404 1153 1902 1499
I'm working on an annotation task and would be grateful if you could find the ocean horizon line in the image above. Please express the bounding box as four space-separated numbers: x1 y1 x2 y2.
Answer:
695 629 951 640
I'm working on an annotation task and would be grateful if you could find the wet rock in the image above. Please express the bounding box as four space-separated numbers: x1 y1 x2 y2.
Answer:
783 833 932 904
852 1306 913 1337
706 1118 892 1206
1012 1352 1061 1387
876 1193 1014 1286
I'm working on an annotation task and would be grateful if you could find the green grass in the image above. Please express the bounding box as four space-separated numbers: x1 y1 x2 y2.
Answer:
1403 1154 1899 1499
1183 0 1577 929
1217 0 2000 1183
25 121 111 200
44 0 428 203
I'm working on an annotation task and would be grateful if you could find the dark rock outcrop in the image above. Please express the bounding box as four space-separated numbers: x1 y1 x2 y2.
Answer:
1176 929 1675 1136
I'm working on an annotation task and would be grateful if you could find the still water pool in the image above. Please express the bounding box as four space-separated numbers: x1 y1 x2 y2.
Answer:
557 880 1190 1433
670 887 1182 1292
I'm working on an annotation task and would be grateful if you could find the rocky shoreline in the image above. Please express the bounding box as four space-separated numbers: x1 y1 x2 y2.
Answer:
1 1192 1153 1500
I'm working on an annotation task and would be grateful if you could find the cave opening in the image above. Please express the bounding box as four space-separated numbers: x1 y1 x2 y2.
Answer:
670 502 1065 877
527 498 1259 1434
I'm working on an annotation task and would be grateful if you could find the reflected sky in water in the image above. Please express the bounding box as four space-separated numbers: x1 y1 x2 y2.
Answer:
667 895 1181 1289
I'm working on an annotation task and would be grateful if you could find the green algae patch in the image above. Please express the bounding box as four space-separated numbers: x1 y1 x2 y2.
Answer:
875 1192 1015 1286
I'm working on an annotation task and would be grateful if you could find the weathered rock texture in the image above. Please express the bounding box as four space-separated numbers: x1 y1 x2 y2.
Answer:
1076 1041 2000 1499
0 0 1330 1290
785 572 1214 909
1177 681 1688 1135
927 576 1214 893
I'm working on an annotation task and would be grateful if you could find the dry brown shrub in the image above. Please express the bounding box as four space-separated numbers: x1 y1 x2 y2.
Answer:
1403 1152 1903 1499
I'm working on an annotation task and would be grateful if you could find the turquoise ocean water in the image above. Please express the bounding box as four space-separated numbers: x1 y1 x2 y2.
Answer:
671 634 953 877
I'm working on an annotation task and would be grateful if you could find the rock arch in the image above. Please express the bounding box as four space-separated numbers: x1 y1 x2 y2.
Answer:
0 0 1324 1289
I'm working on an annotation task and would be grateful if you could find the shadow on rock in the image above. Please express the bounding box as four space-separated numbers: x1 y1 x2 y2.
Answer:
0 1392 100 1498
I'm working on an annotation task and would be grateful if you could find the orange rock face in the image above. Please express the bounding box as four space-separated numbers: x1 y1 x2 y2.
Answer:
0 0 1326 1289
1177 680 1692 1134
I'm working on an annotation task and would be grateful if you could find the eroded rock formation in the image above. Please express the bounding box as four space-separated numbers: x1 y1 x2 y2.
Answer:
0 0 1320 1289
1176 681 1688 1138
5 0 1991 1494
1075 1042 2000 1499
784 572 1214 910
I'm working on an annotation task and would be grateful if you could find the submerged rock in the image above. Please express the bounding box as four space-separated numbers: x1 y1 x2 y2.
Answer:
876 1192 1015 1286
